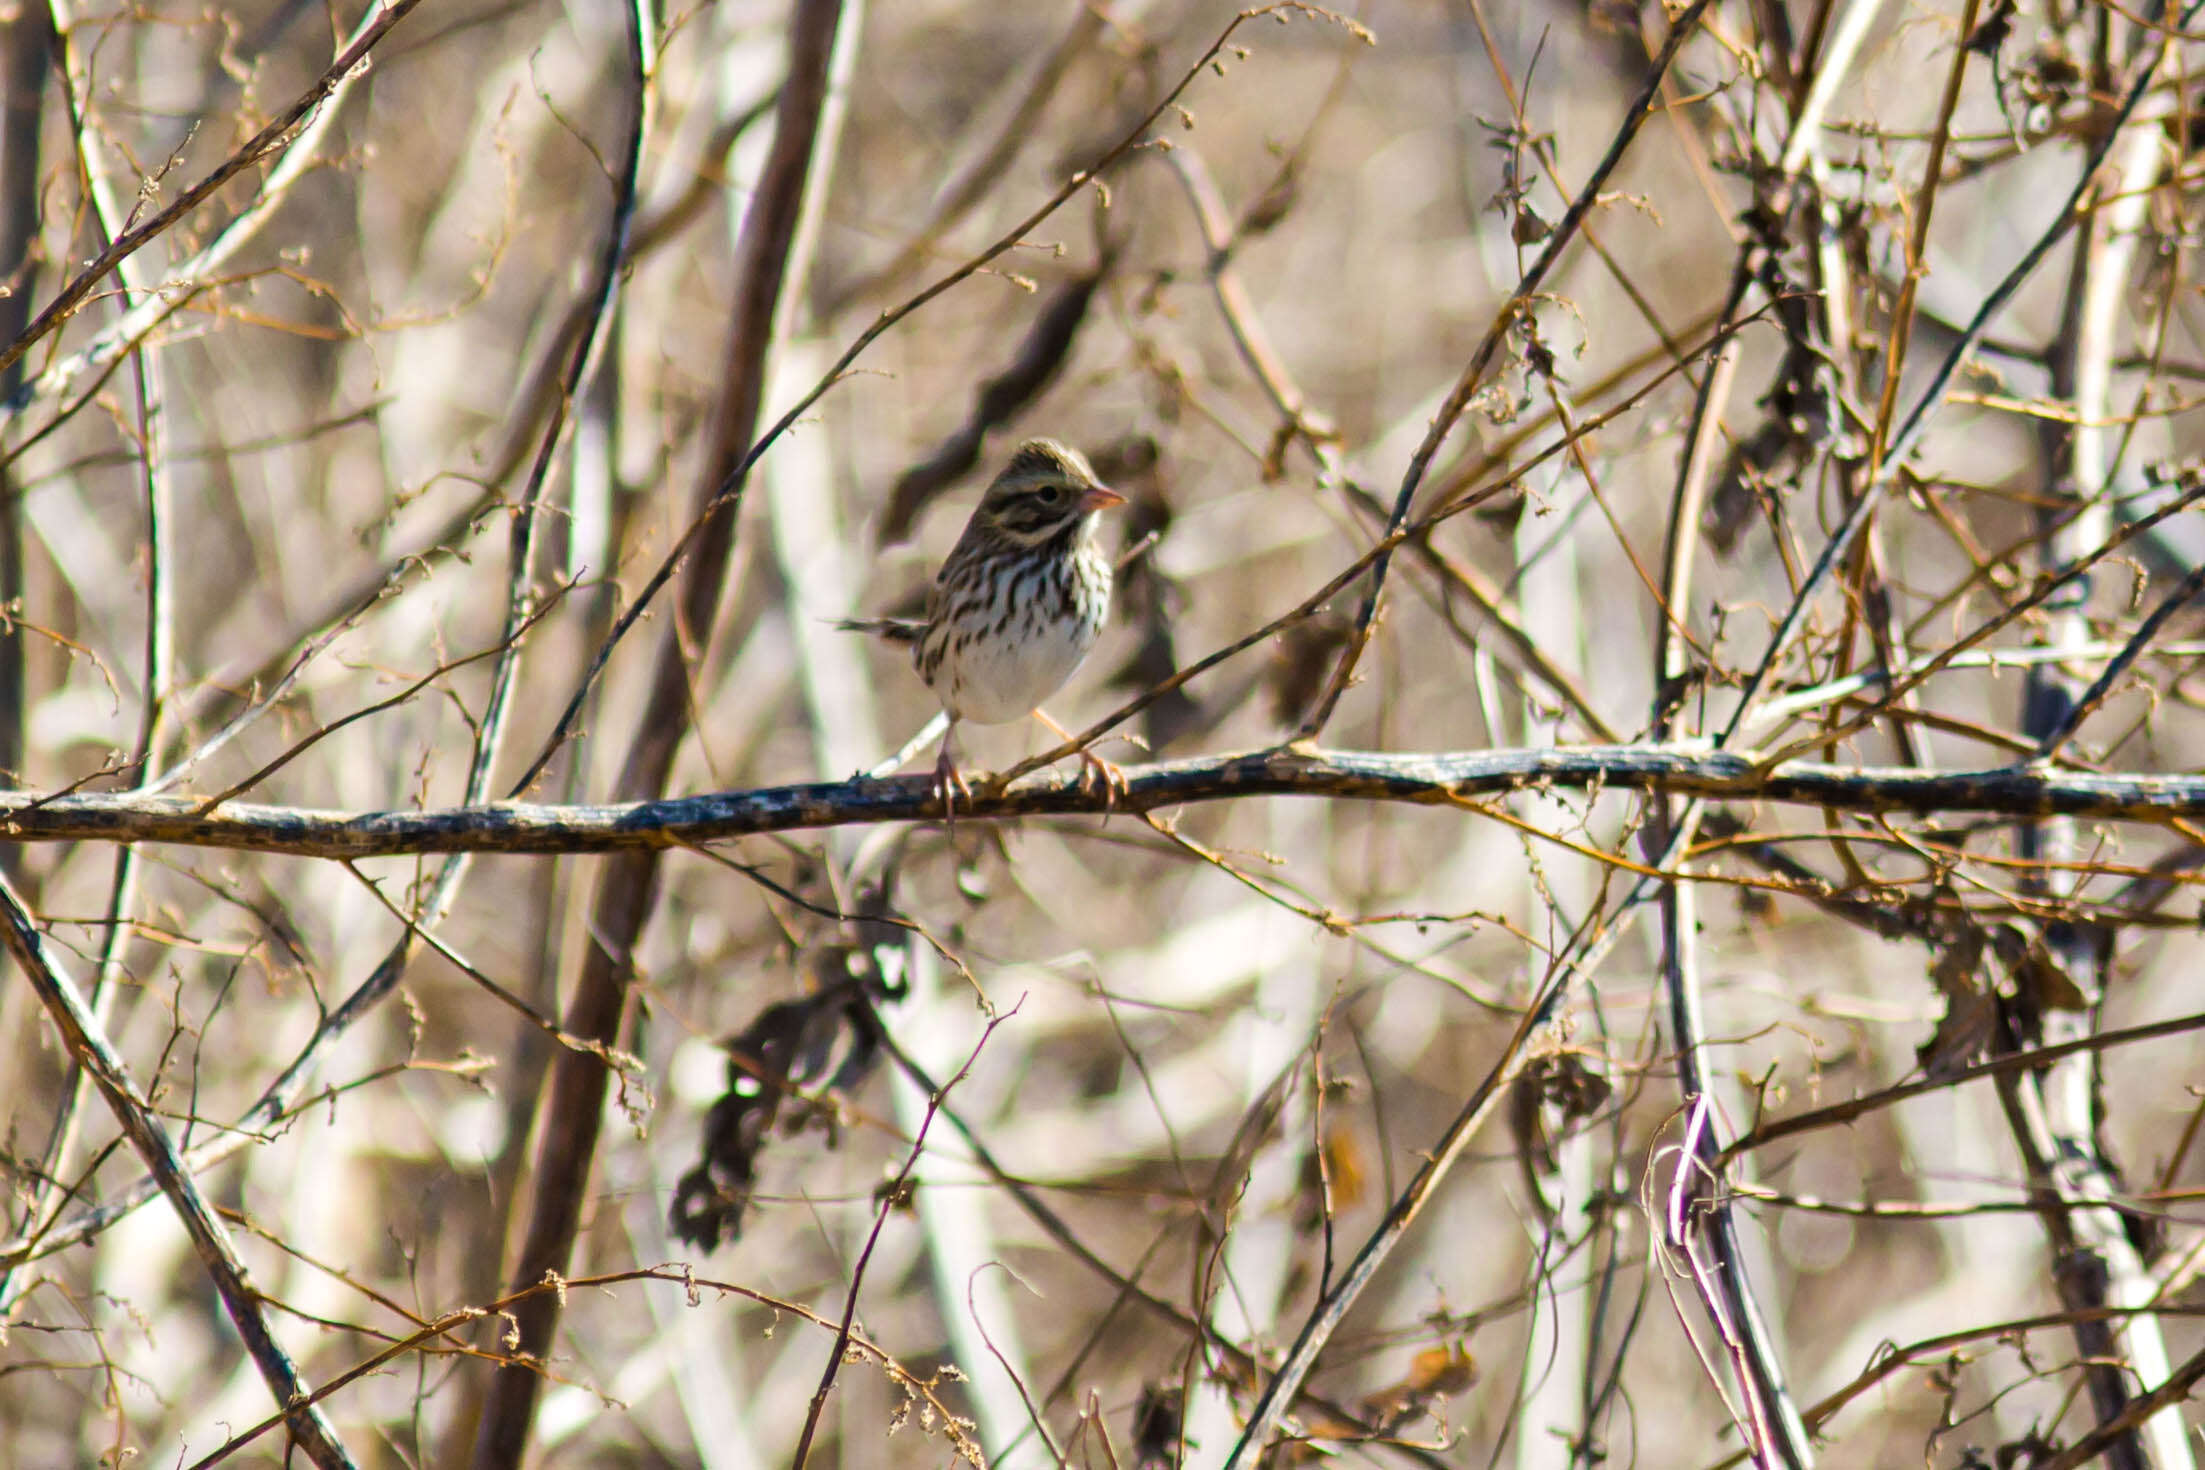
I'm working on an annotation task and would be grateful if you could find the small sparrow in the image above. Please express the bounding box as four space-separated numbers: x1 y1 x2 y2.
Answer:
845 438 1127 810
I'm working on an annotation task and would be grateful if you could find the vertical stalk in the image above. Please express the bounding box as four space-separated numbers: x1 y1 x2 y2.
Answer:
0 0 50 859
2016 54 2182 1468
0 0 52 1333
0 0 171 1319
1509 451 1606 1470
469 3 854 1463
1648 300 1813 1467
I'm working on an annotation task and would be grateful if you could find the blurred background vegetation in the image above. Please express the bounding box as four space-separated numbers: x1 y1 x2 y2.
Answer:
3 0 2205 1466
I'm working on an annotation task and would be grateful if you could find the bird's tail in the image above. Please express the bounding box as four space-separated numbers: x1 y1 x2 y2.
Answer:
833 615 925 646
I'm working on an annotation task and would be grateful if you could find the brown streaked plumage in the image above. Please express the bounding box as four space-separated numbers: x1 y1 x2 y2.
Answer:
850 438 1126 811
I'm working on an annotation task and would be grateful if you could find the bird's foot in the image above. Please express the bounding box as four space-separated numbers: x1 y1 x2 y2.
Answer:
932 748 974 822
1074 746 1129 808
1031 708 1134 809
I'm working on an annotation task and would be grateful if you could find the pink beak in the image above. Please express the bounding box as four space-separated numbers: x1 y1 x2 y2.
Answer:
1079 484 1127 513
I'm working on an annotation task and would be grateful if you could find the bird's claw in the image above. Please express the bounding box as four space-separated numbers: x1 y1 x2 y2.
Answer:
1075 747 1128 808
933 750 973 822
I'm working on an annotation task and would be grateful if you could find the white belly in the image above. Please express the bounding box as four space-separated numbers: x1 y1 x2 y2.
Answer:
929 605 1100 725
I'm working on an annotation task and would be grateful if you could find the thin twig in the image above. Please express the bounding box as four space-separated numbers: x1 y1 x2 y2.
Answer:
1712 1 2202 745
1289 0 1720 740
1219 971 1563 1467
1723 1005 2205 1159
0 867 360 1468
788 1009 1006 1469
0 0 424 384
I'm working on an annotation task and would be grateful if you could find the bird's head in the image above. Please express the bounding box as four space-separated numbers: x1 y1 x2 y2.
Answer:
973 438 1125 548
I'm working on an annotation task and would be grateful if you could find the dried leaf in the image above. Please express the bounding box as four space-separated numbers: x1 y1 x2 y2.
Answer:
1268 614 1353 728
669 977 885 1249
1132 1384 1183 1469
1919 927 1996 1080
2011 932 2091 1013
1356 1340 1478 1431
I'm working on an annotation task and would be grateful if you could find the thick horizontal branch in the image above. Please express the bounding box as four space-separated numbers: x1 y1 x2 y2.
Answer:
0 745 2197 859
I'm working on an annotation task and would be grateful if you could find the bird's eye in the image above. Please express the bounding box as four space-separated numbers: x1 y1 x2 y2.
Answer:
1037 484 1064 503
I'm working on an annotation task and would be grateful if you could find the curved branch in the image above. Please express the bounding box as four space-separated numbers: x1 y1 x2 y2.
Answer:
0 745 2200 856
